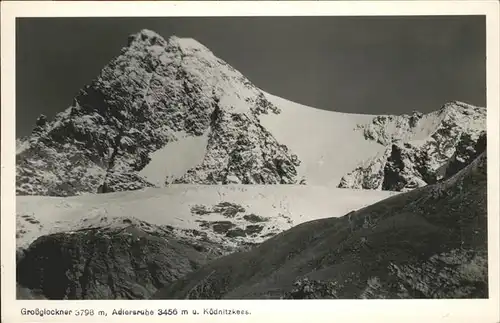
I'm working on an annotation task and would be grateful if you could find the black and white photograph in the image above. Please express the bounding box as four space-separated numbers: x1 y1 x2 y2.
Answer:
2 3 498 316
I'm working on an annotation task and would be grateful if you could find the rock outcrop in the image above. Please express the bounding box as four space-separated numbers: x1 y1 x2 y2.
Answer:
16 217 230 300
338 101 486 191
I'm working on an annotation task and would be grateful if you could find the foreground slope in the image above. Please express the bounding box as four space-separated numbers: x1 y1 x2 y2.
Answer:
16 221 224 300
16 186 396 299
153 152 488 299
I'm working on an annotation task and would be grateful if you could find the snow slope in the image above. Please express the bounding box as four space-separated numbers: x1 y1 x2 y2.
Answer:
134 91 387 188
137 130 210 186
260 93 386 186
16 185 398 251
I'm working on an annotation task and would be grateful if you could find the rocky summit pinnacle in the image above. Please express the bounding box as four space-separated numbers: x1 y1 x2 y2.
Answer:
127 30 212 55
16 30 300 196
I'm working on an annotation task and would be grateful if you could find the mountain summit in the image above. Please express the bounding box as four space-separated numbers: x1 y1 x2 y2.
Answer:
16 30 301 196
16 29 486 196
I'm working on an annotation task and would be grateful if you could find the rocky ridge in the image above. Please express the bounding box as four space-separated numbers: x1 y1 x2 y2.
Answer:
16 29 300 197
338 101 486 191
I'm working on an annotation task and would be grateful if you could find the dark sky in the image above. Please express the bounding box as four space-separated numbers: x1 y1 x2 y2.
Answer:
16 16 486 137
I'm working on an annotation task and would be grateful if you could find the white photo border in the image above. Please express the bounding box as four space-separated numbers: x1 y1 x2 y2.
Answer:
1 2 499 323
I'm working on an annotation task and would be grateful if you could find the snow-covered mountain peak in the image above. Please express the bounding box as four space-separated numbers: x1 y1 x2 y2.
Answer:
339 100 486 192
436 101 486 135
121 30 270 117
16 28 487 197
440 100 485 112
356 100 485 147
16 29 300 196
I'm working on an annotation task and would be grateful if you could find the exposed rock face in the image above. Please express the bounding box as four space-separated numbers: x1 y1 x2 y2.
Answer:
16 29 300 197
338 101 486 191
16 218 230 300
444 131 486 179
174 104 300 185
152 152 487 299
